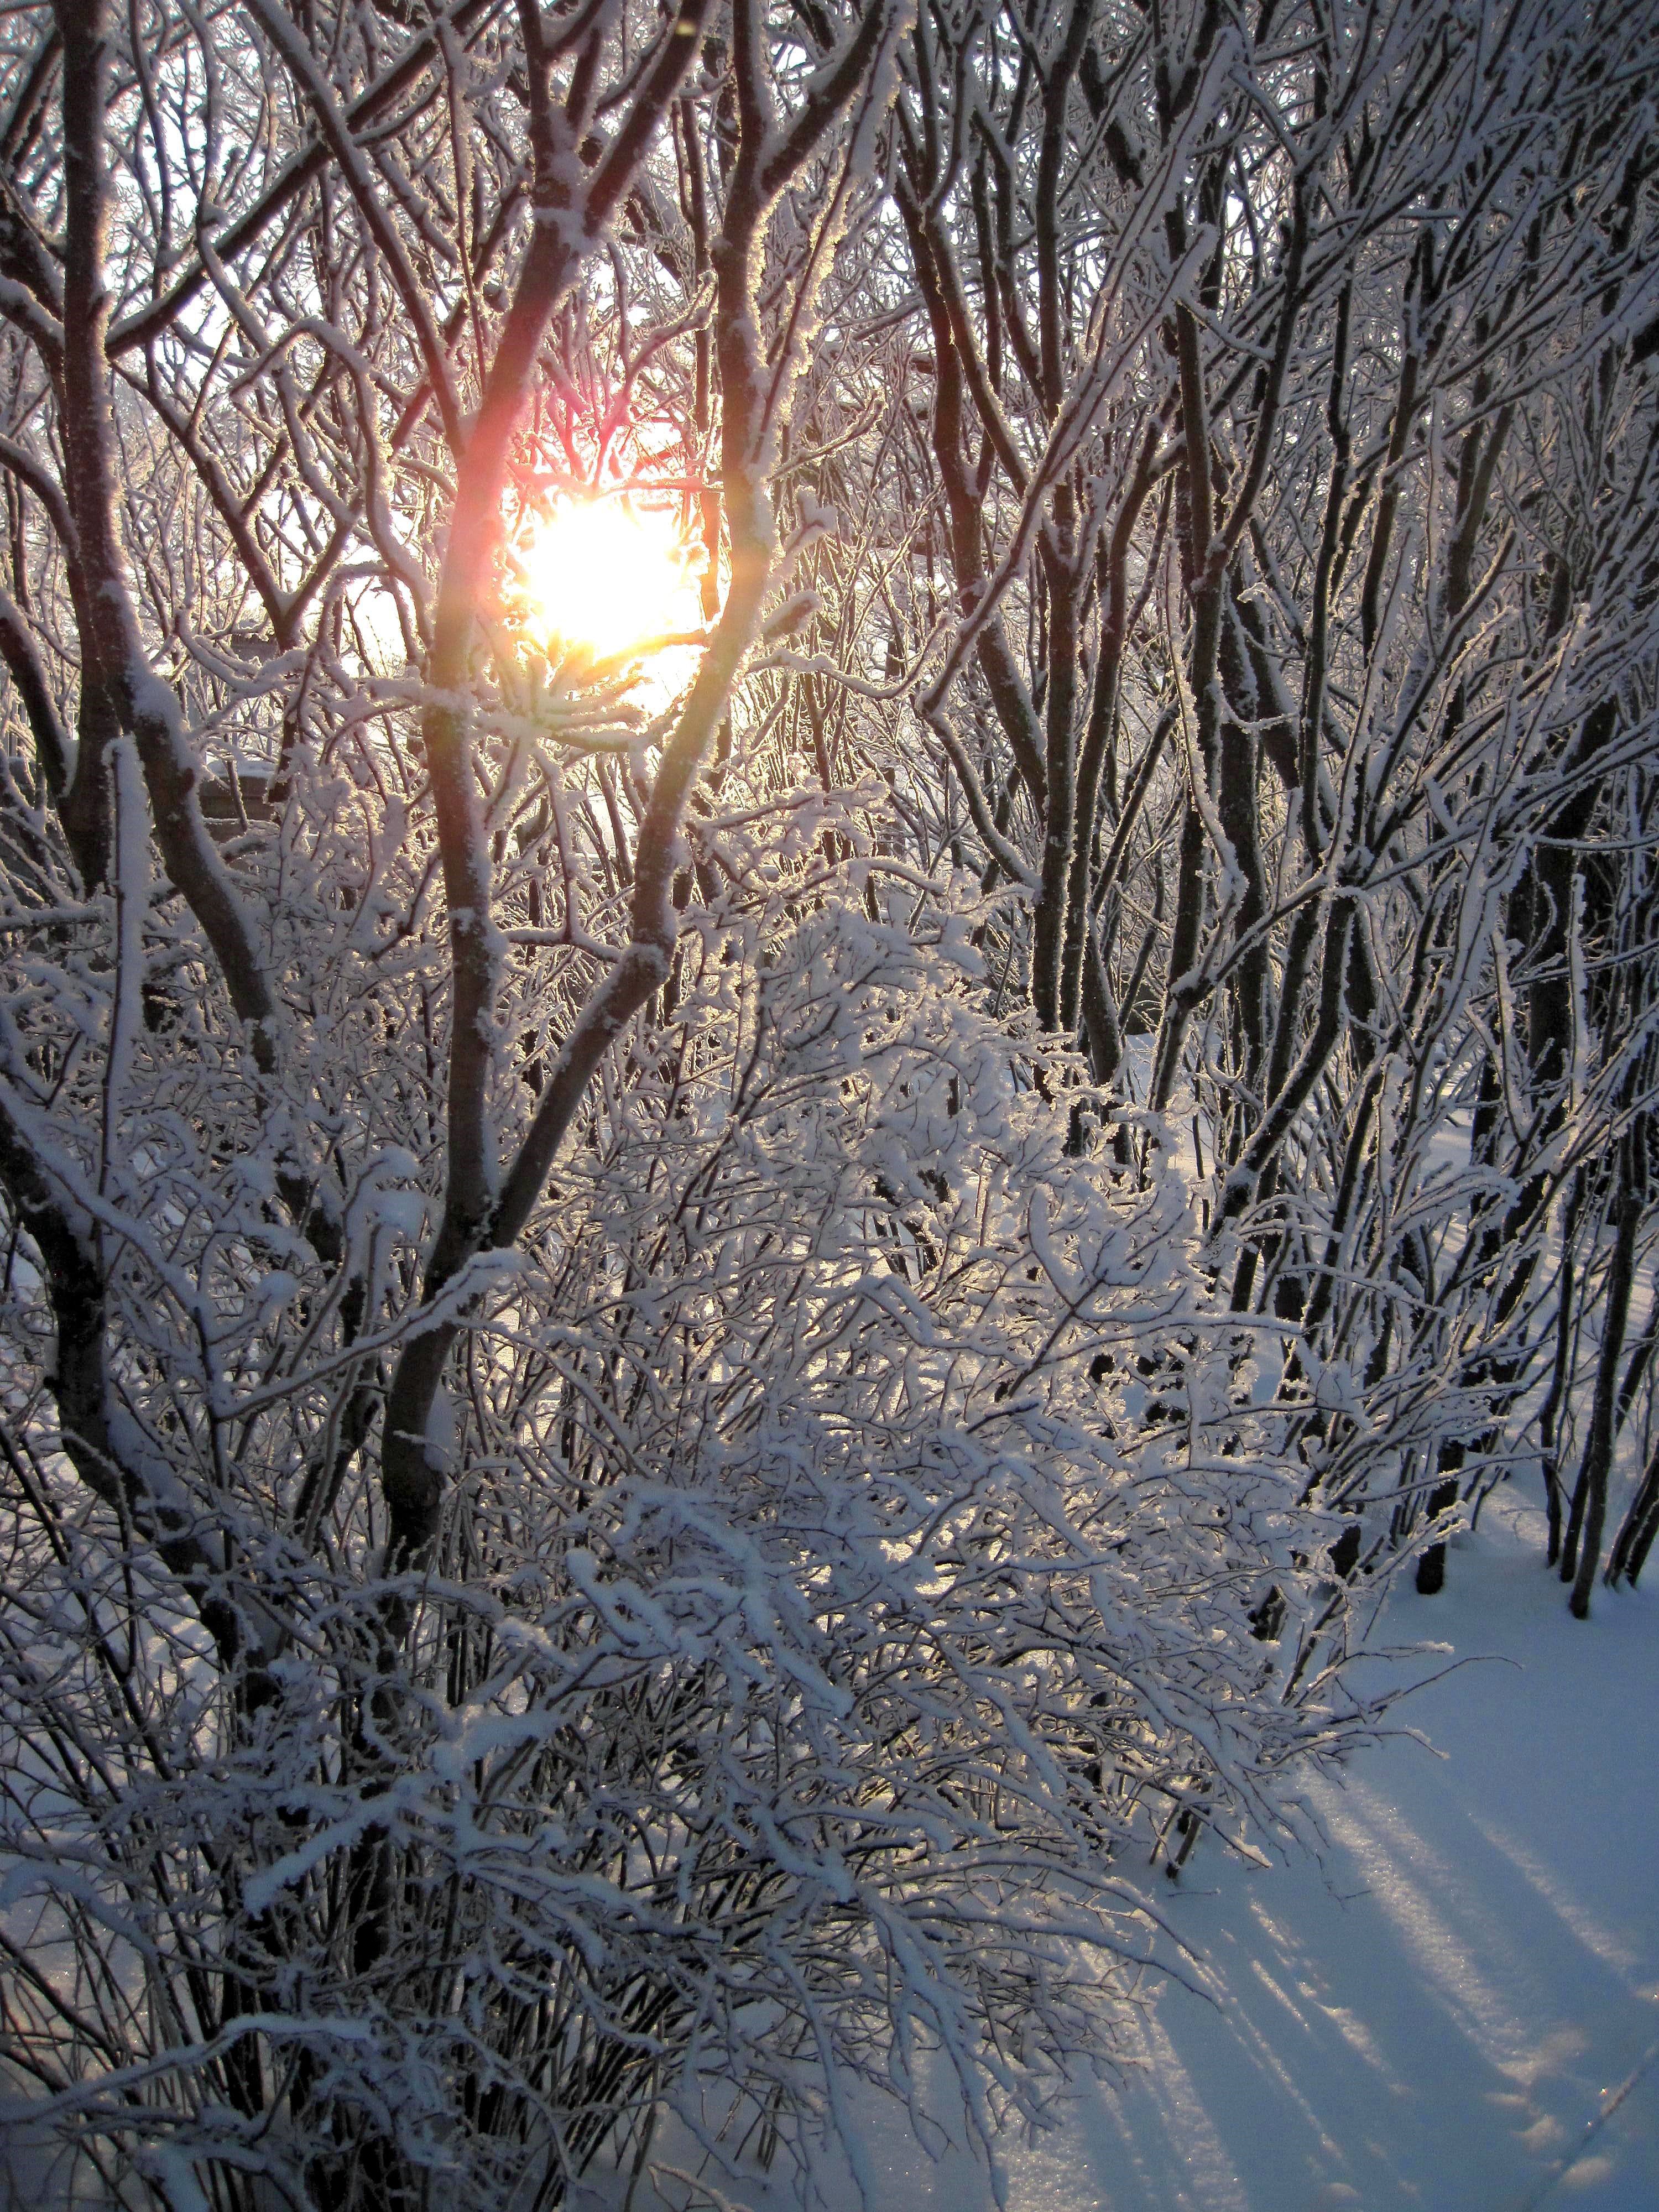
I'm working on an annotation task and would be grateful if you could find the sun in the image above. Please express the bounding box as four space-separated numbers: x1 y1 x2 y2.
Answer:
512 496 702 667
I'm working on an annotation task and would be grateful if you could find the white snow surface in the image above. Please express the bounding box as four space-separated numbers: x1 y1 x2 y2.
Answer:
598 1491 1659 2212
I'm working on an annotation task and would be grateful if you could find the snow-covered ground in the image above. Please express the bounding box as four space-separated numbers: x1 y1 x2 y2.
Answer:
611 1490 1659 2212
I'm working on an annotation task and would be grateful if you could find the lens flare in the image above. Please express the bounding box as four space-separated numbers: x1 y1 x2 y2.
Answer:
513 497 700 665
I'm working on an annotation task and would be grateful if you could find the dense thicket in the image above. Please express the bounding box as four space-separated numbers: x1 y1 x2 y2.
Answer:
0 0 1653 2204
851 0 1659 1614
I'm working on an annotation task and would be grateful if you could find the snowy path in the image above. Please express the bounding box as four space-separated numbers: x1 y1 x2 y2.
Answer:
612 1495 1659 2212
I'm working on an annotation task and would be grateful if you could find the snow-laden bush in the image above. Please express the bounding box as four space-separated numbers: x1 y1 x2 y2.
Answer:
10 0 1650 2200
0 874 1400 2211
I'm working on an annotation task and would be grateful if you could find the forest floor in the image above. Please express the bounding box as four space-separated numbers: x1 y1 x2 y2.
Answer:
604 1488 1659 2212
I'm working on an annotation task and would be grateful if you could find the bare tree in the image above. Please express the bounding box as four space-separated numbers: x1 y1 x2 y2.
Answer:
836 0 1659 1612
0 0 1411 2206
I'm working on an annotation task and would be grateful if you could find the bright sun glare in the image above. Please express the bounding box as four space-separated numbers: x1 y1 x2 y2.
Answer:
514 497 701 666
